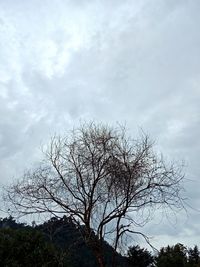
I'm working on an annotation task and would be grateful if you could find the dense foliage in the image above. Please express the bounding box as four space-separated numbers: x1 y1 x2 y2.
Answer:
127 245 154 267
0 216 199 267
155 243 200 267
0 218 63 266
36 216 128 267
0 216 128 267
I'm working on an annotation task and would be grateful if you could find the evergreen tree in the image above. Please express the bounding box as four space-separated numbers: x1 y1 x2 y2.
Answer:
155 243 187 267
0 227 64 266
188 245 200 267
127 245 154 267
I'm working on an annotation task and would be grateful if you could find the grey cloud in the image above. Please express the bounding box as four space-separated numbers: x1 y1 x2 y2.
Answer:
0 0 200 248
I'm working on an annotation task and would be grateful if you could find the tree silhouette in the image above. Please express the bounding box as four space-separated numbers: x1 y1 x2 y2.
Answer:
0 227 62 266
127 245 154 267
156 243 187 267
6 122 184 267
188 245 200 267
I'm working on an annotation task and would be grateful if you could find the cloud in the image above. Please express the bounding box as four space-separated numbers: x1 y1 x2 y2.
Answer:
0 0 200 248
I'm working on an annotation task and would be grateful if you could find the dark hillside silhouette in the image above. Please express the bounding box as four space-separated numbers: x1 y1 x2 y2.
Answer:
0 216 199 267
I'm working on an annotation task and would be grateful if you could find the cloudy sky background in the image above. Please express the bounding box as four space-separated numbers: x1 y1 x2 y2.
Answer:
0 0 200 249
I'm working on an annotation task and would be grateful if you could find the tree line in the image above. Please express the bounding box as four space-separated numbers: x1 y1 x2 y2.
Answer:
0 216 199 267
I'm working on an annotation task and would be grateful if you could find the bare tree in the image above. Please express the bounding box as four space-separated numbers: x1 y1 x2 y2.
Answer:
5 122 184 267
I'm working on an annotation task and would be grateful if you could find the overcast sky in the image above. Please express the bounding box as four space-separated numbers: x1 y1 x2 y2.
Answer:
0 0 200 250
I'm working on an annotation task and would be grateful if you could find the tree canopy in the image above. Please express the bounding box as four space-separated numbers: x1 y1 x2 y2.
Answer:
0 227 62 266
155 244 200 267
127 245 154 267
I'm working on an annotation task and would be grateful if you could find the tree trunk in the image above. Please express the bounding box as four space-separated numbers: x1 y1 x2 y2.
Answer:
93 250 105 267
111 251 116 267
85 226 105 267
